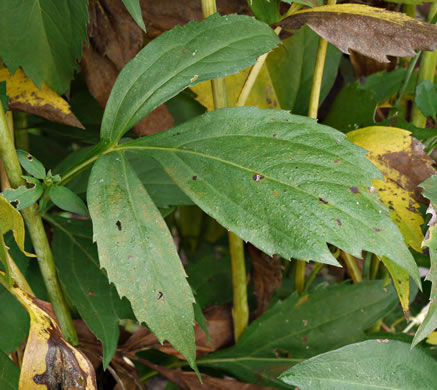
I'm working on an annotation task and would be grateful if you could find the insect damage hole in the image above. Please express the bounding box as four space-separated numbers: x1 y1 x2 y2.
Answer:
26 153 33 161
157 291 165 301
116 220 122 231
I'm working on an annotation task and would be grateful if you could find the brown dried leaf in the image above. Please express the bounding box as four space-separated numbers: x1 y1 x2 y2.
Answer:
122 305 233 359
279 4 437 63
11 288 97 390
0 66 83 128
140 0 250 38
82 0 173 135
149 364 277 390
248 244 282 317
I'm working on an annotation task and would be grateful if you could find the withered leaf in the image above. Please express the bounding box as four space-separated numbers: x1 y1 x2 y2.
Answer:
0 66 83 128
82 0 174 135
248 245 282 318
122 305 233 359
11 288 97 390
148 363 277 390
139 0 251 38
279 4 437 63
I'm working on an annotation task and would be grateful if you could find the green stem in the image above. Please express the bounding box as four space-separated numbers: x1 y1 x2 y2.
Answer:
295 260 306 294
370 254 380 280
304 263 323 292
229 231 249 341
0 236 33 295
342 252 362 283
403 4 416 18
307 0 337 119
411 3 437 128
201 0 248 342
300 0 338 290
0 104 78 345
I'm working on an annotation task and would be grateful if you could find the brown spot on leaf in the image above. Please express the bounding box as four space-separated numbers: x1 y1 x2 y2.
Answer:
373 227 382 232
336 219 342 226
350 186 360 194
192 175 198 181
319 198 328 204
252 174 265 182
157 291 165 301
116 220 122 231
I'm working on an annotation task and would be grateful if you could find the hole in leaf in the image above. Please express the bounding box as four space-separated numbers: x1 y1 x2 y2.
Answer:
26 154 33 161
116 220 122 231
157 291 164 301
252 174 264 182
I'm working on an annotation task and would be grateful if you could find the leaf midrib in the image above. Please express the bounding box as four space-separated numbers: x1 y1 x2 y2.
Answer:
119 143 383 237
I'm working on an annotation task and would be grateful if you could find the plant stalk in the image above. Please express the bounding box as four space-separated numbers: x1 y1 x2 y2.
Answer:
411 3 437 128
295 260 306 294
201 0 248 341
307 0 336 119
342 252 362 283
202 0 249 341
0 104 78 345
304 263 323 292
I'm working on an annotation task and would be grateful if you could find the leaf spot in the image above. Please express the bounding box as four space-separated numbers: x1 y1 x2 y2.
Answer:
192 175 198 181
116 220 122 231
319 198 328 204
336 219 342 226
190 75 199 83
377 339 390 344
349 186 360 194
157 291 165 301
373 227 382 232
252 174 264 182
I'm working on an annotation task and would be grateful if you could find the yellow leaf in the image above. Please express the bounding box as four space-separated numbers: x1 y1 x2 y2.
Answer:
346 126 431 253
380 256 410 316
11 287 97 390
0 195 34 257
0 66 83 128
279 4 437 63
426 331 437 345
191 65 279 111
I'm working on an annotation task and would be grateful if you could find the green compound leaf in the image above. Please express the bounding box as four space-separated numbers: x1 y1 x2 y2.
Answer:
49 185 89 217
0 0 89 94
0 350 19 390
122 0 146 32
101 13 280 144
87 152 197 369
413 175 437 347
279 340 437 389
120 108 419 284
199 281 397 388
50 216 130 369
